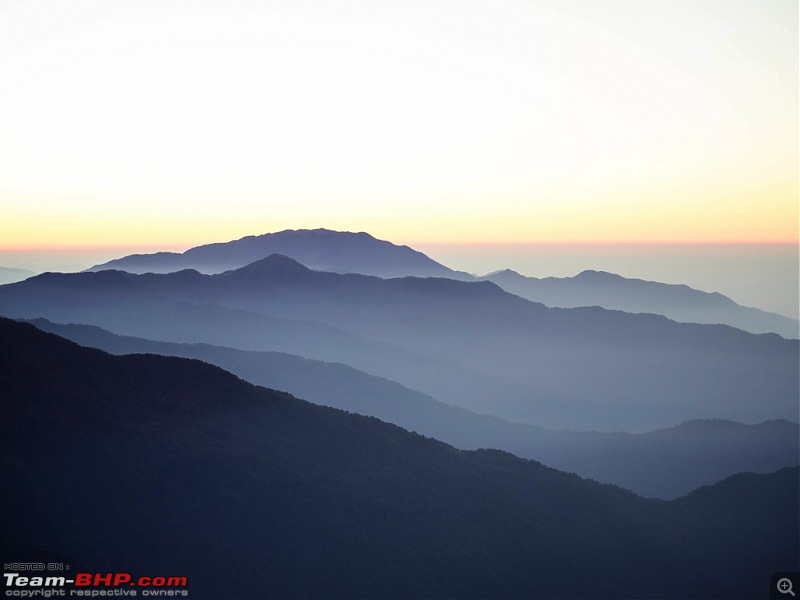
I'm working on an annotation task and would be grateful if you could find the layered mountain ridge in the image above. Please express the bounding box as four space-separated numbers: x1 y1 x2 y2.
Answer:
85 228 797 337
2 317 797 599
5 228 799 598
2 254 796 431
88 228 466 279
483 268 799 338
26 317 800 499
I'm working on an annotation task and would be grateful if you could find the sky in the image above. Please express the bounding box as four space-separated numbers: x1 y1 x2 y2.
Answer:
0 0 797 315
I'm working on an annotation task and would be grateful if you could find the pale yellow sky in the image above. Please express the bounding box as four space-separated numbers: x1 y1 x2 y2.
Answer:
0 0 797 248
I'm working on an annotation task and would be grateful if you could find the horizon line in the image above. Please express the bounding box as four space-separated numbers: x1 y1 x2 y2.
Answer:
0 234 800 253
1 239 799 253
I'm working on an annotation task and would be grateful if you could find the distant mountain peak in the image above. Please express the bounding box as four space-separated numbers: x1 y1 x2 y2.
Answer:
574 269 624 281
87 228 462 279
221 254 312 278
239 228 375 242
484 268 524 279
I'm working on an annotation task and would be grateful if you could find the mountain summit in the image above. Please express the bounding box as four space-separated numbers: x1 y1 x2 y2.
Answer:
88 228 464 279
221 253 314 279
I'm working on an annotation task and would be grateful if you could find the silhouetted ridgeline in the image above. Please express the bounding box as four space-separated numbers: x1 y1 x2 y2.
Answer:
26 318 800 499
483 268 799 338
87 228 469 279
1 256 797 430
2 318 798 598
85 227 795 337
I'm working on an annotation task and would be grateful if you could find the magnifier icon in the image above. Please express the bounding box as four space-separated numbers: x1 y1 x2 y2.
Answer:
778 578 795 596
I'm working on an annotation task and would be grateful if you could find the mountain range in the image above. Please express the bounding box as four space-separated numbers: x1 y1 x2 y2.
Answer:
2 254 797 431
483 268 799 338
3 317 797 599
87 228 467 279
85 228 797 337
5 228 799 598
25 317 800 500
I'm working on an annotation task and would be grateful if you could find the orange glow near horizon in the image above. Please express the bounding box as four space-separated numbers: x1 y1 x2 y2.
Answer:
0 183 798 252
0 1 797 254
1 232 797 253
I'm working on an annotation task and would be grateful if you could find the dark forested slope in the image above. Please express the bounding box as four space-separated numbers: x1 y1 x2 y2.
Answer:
2 318 797 599
24 318 800 499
